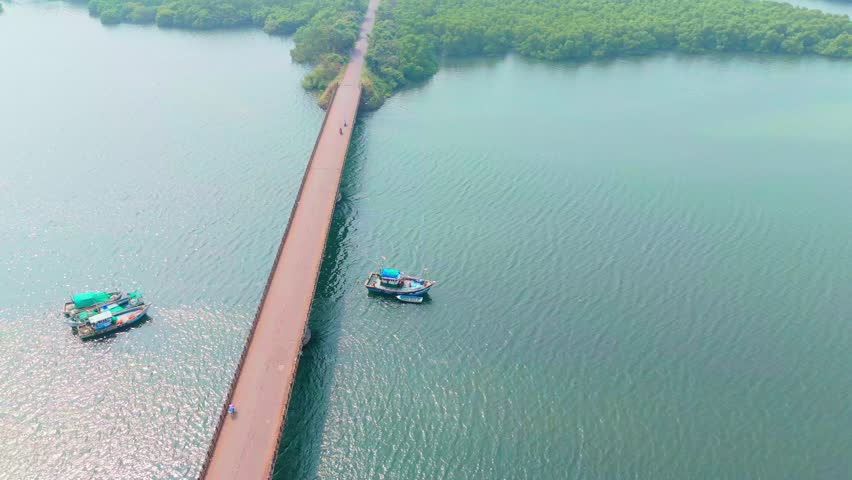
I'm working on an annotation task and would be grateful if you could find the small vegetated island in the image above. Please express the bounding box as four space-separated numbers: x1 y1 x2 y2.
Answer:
84 0 852 109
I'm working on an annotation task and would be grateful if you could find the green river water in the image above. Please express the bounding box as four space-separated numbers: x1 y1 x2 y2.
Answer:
1 2 852 479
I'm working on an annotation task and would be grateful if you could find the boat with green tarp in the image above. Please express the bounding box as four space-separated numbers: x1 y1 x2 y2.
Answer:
63 291 123 317
67 291 144 327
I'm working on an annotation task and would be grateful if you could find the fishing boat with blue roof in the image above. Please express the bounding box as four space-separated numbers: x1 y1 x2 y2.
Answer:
365 268 436 298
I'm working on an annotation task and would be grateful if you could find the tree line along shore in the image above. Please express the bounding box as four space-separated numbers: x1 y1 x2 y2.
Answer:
81 0 852 109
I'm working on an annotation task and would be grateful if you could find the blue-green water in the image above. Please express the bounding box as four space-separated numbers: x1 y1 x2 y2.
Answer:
276 50 852 480
793 0 852 16
3 2 852 479
0 3 320 478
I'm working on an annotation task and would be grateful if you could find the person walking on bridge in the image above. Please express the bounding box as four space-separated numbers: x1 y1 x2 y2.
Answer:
339 127 343 135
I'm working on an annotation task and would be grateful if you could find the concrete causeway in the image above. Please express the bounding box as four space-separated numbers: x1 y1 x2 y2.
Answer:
200 1 380 476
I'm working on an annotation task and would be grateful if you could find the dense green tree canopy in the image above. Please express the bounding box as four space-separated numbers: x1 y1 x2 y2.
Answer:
87 0 362 30
291 8 360 62
363 0 852 108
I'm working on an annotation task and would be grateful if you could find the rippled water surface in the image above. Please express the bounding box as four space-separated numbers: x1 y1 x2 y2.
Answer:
0 3 320 478
3 1 852 479
277 56 852 479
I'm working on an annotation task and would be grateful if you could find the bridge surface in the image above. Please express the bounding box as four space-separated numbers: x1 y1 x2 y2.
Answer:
200 1 380 477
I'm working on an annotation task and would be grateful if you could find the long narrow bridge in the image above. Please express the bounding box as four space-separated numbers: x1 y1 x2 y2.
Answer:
199 1 380 477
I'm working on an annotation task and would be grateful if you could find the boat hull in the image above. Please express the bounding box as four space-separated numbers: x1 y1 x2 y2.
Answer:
364 272 435 297
367 284 433 296
77 304 150 341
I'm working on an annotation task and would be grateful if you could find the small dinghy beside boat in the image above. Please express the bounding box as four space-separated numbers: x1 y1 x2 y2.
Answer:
396 295 423 303
365 268 435 298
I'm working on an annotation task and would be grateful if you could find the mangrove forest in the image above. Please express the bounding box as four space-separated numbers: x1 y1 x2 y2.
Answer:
361 0 852 107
